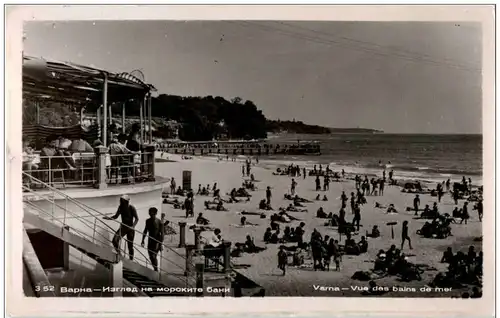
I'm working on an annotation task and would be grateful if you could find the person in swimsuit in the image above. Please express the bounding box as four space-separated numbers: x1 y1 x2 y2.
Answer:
141 207 164 271
103 195 139 260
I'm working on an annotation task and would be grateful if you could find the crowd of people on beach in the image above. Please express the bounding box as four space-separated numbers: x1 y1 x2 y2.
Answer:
155 155 483 297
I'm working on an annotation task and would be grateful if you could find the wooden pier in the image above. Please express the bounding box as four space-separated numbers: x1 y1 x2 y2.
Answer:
156 141 321 157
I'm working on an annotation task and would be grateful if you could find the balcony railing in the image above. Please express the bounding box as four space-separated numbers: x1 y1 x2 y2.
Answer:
22 145 156 190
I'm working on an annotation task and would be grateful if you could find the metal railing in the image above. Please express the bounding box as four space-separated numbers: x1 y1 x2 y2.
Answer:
22 150 155 189
107 152 154 184
22 153 97 188
22 172 197 288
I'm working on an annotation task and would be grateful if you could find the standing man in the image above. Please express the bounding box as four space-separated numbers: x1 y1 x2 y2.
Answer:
413 194 420 216
266 186 272 206
352 203 361 231
170 177 176 194
401 220 413 250
141 207 164 271
476 199 483 222
303 167 307 180
103 195 139 260
184 191 194 218
291 179 297 196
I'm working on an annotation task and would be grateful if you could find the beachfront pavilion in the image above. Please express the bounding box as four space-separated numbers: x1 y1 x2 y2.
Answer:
22 55 161 189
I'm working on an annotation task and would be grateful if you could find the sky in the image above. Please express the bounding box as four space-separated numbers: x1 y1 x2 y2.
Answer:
23 20 482 134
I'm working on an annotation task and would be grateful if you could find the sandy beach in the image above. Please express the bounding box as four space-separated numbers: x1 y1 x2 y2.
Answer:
155 152 482 297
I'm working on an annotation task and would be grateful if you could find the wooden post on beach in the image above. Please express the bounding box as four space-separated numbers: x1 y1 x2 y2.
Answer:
222 241 231 273
194 228 202 251
195 263 204 297
178 222 186 248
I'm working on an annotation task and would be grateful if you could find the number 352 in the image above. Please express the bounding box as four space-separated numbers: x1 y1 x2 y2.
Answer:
35 285 55 292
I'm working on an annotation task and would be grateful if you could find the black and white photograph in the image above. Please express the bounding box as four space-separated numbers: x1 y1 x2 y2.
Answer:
6 4 494 316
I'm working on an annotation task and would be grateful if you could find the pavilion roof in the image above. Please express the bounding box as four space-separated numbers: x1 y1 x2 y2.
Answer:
23 55 156 108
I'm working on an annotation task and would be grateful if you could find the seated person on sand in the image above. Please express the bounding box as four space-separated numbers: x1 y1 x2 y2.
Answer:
441 247 454 264
325 214 340 227
175 186 185 196
322 195 328 201
316 207 328 219
196 213 210 225
315 194 321 201
452 207 463 218
386 204 398 213
343 233 360 255
244 235 266 253
259 199 273 210
366 225 381 238
358 236 368 254
270 220 280 231
263 228 273 243
236 187 251 198
196 184 202 195
269 230 281 244
421 203 439 219
374 251 387 272
240 216 258 227
231 243 245 257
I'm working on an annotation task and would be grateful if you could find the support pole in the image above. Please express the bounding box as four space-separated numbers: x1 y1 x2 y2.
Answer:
35 101 40 125
122 103 126 134
96 106 101 139
140 97 144 145
148 93 152 144
80 107 84 125
102 73 108 147
178 222 186 248
109 105 112 126
110 261 123 297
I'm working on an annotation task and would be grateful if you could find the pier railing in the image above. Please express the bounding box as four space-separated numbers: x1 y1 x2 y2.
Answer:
22 146 156 190
156 142 321 156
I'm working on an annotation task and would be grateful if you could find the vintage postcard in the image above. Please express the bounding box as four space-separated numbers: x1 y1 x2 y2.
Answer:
5 4 495 317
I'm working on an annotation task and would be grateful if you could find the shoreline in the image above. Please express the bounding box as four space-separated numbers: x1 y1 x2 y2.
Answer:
156 152 483 188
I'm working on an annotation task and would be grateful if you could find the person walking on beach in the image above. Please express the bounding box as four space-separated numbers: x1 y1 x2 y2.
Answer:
413 194 420 216
315 176 321 191
291 179 297 196
476 199 483 222
401 220 413 250
242 164 245 177
277 245 288 276
445 179 451 192
460 202 470 224
437 183 444 203
303 167 307 179
266 186 272 206
141 207 164 272
184 192 194 218
350 192 356 214
170 177 176 194
352 203 361 231
103 195 139 260
323 175 330 191
379 179 385 196
340 191 348 209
